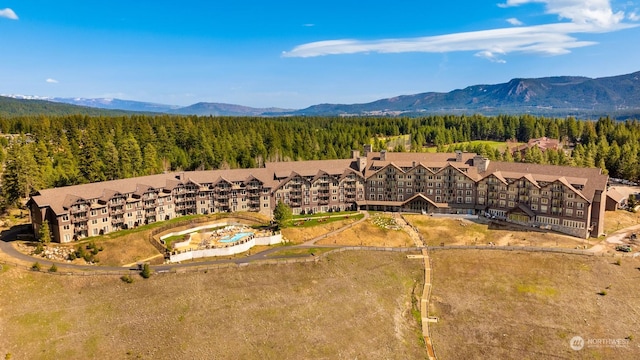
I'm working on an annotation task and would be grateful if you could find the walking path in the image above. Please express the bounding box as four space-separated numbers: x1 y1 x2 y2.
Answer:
301 210 370 246
8 211 640 359
397 214 437 360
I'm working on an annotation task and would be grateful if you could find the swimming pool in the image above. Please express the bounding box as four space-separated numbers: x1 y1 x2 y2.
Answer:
219 232 253 243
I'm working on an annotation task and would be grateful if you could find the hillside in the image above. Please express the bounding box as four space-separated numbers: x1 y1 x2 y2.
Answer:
0 96 147 117
293 71 640 118
3 71 640 118
167 102 293 116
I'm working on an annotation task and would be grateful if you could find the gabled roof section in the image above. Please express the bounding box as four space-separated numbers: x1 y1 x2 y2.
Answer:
481 171 508 185
607 188 626 203
99 189 126 202
444 162 475 181
185 178 201 187
339 168 364 180
365 162 405 179
134 184 158 196
555 177 589 202
273 171 310 192
311 170 331 183
402 193 449 208
62 194 85 209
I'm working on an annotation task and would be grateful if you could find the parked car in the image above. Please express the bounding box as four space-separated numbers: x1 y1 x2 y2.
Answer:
616 245 632 252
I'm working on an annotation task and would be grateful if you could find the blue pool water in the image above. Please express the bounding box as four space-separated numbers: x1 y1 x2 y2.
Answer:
219 232 253 243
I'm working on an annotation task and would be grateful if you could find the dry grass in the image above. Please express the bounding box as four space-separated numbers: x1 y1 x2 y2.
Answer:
604 210 640 234
280 218 358 244
0 251 426 360
429 250 640 359
404 215 589 248
317 217 414 247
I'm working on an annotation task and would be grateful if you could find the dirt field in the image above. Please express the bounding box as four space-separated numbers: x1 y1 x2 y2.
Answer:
404 215 589 248
429 250 640 359
317 216 414 247
0 251 426 360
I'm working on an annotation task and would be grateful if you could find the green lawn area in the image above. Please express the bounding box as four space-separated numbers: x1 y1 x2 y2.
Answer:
423 140 520 153
291 211 357 220
286 213 363 228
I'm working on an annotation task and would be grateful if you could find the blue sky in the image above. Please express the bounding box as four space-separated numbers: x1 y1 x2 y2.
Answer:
1 1 639 108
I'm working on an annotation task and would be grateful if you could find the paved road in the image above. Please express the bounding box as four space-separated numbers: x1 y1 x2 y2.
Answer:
0 223 341 272
3 211 631 273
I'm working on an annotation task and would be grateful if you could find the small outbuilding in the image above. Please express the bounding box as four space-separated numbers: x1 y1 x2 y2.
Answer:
605 188 627 211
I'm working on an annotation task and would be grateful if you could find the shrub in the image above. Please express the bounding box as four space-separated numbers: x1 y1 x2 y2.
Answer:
120 274 134 283
140 263 151 279
33 242 44 255
615 258 622 266
48 264 58 273
597 290 607 296
31 262 41 271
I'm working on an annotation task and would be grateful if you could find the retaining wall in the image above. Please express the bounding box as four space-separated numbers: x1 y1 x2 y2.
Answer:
168 234 282 262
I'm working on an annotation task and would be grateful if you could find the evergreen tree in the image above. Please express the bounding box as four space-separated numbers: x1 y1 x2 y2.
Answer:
101 139 121 180
2 139 41 205
78 135 104 183
38 219 51 244
142 143 161 175
273 200 292 228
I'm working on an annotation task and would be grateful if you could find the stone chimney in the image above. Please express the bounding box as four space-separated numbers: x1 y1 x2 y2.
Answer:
363 144 372 156
351 150 360 159
357 157 367 172
455 150 463 162
473 155 490 173
380 150 387 161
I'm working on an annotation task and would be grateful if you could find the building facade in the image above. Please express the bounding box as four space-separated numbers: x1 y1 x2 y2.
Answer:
29 150 608 243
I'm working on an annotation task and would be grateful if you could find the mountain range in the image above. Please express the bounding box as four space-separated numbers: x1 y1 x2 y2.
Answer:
2 71 640 118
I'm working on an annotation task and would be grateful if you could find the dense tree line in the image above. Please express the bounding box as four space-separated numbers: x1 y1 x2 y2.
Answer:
1 114 639 207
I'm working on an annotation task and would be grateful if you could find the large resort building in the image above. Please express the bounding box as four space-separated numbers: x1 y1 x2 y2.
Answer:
29 147 609 243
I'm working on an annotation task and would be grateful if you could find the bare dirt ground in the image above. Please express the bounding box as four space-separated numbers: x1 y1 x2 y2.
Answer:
404 215 589 248
429 250 640 359
0 251 426 360
317 215 414 247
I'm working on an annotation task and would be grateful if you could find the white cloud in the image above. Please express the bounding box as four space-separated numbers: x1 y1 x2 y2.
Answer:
283 0 636 61
629 12 640 21
507 17 524 25
46 78 59 84
303 23 315 27
475 50 508 63
0 8 18 20
499 0 624 27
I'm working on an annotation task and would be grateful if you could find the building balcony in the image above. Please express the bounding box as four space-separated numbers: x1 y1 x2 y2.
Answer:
72 212 88 220
70 206 88 214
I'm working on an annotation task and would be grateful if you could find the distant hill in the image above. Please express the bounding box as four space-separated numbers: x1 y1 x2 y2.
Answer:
167 102 293 116
292 71 640 118
0 96 141 117
3 71 640 118
48 98 292 116
50 97 180 113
